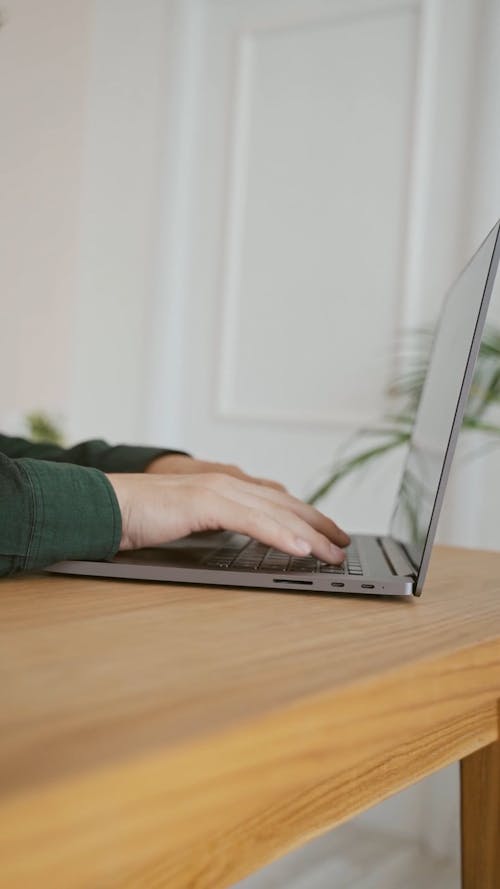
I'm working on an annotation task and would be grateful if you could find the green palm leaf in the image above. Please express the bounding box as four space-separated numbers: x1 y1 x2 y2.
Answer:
309 324 500 505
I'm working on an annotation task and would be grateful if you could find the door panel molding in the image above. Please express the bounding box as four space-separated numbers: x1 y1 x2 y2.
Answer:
213 0 437 426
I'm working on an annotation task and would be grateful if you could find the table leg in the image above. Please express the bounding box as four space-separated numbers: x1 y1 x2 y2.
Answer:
460 737 500 889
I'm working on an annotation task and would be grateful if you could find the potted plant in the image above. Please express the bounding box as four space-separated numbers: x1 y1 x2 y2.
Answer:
308 325 500 505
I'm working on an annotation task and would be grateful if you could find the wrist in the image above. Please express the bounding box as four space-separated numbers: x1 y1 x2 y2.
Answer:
105 473 132 549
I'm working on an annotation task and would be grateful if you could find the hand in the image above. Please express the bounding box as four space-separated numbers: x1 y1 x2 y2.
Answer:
107 471 350 563
145 453 286 492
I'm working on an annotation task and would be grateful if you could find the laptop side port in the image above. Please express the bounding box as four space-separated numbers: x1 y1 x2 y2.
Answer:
331 582 345 588
361 583 375 589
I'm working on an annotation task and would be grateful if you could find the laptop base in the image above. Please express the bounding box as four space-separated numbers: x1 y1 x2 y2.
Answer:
47 532 415 597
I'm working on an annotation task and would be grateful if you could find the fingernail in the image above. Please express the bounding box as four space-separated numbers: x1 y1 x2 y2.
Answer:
331 543 345 561
294 538 312 555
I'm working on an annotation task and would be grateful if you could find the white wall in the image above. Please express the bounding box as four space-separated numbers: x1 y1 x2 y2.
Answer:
4 0 498 468
0 0 91 432
0 0 175 446
67 0 176 445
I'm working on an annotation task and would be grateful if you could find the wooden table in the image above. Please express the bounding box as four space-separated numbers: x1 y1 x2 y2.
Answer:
0 545 499 888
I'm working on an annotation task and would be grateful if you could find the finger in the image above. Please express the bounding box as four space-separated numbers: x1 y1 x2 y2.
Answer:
231 473 287 493
252 489 350 546
197 473 350 547
228 494 345 564
252 477 288 493
180 465 288 493
221 466 287 493
198 491 330 560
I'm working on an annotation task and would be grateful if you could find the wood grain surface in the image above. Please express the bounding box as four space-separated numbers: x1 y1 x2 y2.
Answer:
1 545 500 888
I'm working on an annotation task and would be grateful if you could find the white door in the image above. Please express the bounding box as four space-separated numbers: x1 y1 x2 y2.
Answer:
146 0 487 538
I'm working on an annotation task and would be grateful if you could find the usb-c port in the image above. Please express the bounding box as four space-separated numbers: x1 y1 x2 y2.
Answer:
361 583 375 589
331 582 345 588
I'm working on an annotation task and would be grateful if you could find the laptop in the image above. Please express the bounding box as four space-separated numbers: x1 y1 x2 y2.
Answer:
49 221 500 597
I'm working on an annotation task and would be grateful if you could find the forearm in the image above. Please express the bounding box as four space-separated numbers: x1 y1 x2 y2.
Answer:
0 452 121 577
0 434 187 473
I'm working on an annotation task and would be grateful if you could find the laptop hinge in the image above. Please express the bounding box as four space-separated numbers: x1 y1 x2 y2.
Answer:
379 536 417 578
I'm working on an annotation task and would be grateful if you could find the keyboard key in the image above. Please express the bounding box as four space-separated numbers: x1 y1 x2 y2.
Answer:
261 562 290 571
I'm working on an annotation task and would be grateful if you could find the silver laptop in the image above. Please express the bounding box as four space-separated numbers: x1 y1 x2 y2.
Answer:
49 221 500 596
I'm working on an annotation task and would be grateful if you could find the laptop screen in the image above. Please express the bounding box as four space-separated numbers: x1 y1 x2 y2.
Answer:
389 222 500 579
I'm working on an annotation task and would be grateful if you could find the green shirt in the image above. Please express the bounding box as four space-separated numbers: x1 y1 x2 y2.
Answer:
0 435 184 577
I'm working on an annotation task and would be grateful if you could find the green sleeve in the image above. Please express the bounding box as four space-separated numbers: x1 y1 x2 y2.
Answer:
0 452 122 578
0 434 188 473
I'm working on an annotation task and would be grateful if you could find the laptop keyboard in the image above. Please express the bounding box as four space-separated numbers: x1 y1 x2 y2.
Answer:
203 538 363 575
